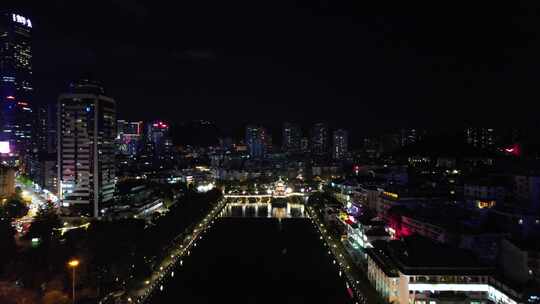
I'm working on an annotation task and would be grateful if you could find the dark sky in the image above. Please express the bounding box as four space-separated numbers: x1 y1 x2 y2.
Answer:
7 1 540 134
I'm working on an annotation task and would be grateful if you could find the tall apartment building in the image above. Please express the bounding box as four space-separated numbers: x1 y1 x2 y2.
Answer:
332 129 348 160
57 79 116 217
282 122 301 153
311 122 329 156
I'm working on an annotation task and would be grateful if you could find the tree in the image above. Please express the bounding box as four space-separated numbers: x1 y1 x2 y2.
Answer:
26 201 61 244
0 282 38 304
1 196 29 219
42 290 70 304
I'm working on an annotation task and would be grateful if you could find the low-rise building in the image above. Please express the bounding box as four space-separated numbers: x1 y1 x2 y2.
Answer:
464 176 508 209
366 236 520 304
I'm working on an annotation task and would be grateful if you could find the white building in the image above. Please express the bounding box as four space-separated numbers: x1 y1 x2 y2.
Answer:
366 237 521 304
57 79 116 217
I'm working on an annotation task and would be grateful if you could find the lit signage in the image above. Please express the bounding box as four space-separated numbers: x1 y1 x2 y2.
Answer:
0 141 10 154
503 144 521 157
477 200 496 209
12 14 32 28
153 121 168 129
409 284 517 304
409 283 488 292
196 183 215 193
383 191 399 199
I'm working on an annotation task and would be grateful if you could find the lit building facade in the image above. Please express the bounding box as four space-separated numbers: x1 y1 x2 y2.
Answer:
143 120 172 160
57 79 116 217
0 12 33 154
463 178 506 209
399 128 425 147
0 165 15 197
465 127 497 151
300 136 309 153
117 119 142 156
282 122 301 153
311 122 328 155
332 129 348 160
366 237 520 304
246 125 269 159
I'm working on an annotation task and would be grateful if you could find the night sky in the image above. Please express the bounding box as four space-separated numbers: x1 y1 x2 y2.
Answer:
7 1 540 133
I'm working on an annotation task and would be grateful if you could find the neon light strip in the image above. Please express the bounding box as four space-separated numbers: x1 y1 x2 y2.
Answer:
409 283 488 292
408 284 518 304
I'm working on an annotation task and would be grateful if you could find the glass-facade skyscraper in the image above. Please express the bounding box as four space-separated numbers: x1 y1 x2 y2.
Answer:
0 12 33 154
246 125 269 159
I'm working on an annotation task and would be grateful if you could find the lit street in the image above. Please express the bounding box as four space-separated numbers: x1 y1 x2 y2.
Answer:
12 181 51 234
110 199 228 303
306 205 381 304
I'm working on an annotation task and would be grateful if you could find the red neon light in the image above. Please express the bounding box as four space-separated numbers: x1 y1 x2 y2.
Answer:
17 102 28 106
345 218 355 225
504 144 521 157
152 121 168 129
6 96 15 100
157 121 168 129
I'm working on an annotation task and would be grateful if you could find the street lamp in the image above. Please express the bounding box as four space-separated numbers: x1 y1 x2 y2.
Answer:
68 259 80 304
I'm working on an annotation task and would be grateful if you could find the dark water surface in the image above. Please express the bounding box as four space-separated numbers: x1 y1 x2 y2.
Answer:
149 217 352 304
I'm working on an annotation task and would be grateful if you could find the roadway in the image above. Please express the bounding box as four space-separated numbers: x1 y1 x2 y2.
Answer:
306 205 382 304
13 182 50 233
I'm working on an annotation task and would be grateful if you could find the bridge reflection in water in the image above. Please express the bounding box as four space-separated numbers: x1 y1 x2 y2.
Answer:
220 202 306 218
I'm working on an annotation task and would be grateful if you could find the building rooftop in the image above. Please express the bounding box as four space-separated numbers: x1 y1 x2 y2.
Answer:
369 236 492 275
365 226 390 238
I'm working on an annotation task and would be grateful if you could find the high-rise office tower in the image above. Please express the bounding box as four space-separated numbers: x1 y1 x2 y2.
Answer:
246 125 268 159
399 128 425 147
27 105 56 189
311 123 329 156
57 79 116 217
117 119 142 156
0 12 34 154
282 122 301 153
34 106 48 153
146 121 169 145
264 129 273 154
332 129 348 160
144 120 172 160
300 137 309 153
465 127 497 151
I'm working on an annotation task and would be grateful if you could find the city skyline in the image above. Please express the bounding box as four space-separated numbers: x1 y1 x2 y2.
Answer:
1 3 540 304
